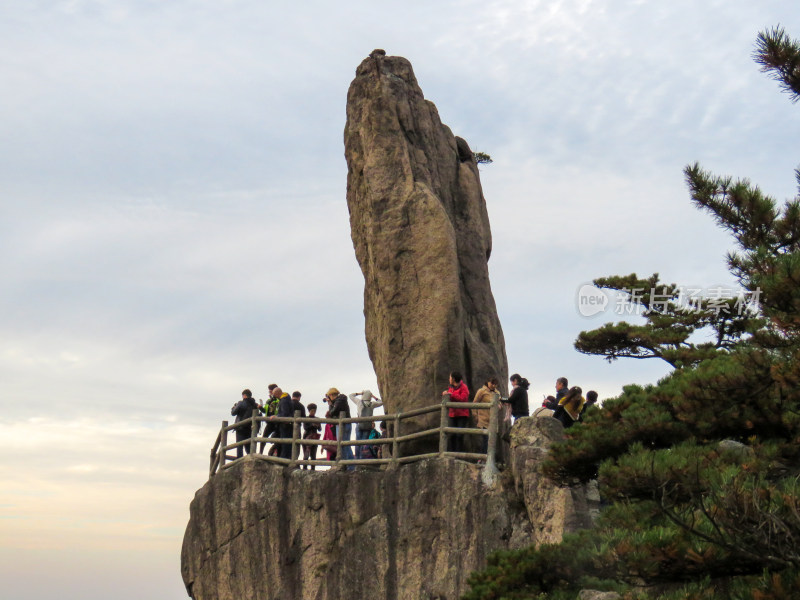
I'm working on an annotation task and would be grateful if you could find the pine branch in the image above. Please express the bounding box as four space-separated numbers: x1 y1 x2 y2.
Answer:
755 26 800 101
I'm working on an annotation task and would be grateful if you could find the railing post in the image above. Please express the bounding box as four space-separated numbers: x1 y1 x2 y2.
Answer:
291 409 301 467
483 395 500 484
336 415 344 469
250 409 259 455
391 412 401 469
210 430 220 477
439 396 448 456
220 420 228 469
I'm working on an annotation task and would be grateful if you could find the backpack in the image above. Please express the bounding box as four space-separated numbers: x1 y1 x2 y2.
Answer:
263 397 280 417
363 429 382 459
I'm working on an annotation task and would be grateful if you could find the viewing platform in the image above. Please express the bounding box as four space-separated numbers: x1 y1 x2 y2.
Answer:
208 399 502 478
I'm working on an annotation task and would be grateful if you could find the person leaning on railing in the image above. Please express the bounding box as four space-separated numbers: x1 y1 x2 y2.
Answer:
442 371 470 453
473 377 500 454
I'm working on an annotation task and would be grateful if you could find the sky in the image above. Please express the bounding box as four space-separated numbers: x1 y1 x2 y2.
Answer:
1 1 798 599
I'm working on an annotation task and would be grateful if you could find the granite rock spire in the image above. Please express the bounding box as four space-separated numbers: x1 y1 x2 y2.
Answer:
344 50 508 415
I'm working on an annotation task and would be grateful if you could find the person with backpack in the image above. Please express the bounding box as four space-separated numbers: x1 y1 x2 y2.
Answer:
269 387 293 459
231 389 259 459
349 389 383 459
360 421 382 459
259 384 280 453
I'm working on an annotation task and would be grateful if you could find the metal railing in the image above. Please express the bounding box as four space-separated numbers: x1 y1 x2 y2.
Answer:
209 397 501 478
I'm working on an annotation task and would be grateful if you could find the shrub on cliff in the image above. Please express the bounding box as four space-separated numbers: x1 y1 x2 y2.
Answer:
464 26 800 600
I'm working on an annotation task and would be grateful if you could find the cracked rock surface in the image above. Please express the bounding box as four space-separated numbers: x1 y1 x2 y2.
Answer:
344 50 508 417
181 459 526 600
181 421 597 600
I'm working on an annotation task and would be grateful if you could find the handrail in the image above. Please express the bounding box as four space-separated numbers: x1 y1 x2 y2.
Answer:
210 396 502 478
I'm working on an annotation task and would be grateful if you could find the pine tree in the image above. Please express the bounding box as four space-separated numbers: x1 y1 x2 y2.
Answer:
574 273 763 369
465 27 800 600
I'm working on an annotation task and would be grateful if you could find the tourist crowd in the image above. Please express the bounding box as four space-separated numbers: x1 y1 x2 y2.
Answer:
230 385 385 466
229 374 600 465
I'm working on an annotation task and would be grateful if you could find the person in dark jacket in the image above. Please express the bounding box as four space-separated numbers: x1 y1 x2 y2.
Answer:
231 389 259 458
580 390 598 421
543 377 568 410
302 403 321 469
291 391 307 418
555 377 568 402
327 387 353 461
503 374 530 422
270 387 294 459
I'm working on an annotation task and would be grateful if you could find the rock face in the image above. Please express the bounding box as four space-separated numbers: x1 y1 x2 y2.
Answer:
344 50 508 415
510 415 596 546
181 421 596 600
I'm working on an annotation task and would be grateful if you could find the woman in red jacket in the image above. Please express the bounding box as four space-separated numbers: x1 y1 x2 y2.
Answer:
442 371 470 453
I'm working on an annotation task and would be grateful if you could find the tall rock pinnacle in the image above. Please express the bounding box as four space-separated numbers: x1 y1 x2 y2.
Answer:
344 50 508 416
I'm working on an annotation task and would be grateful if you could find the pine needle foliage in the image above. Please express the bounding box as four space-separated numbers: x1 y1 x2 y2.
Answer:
464 28 800 600
574 273 764 369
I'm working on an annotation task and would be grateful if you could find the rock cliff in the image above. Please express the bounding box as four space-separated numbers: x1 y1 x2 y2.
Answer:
181 415 596 600
344 50 508 415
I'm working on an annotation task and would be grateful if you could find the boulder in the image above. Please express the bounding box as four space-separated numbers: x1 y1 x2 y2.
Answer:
510 416 595 546
344 50 508 418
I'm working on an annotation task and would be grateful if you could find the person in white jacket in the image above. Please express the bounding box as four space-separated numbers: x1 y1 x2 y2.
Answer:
349 390 383 460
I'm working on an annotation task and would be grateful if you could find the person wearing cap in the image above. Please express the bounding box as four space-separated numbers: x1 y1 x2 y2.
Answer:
349 389 383 459
326 387 354 462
